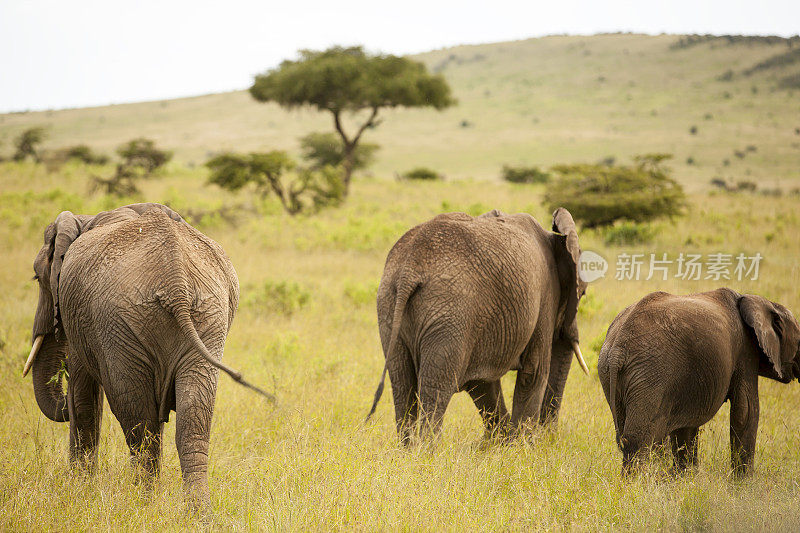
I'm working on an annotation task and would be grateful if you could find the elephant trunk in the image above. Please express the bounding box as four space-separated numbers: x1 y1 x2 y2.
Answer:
31 333 69 422
540 338 574 426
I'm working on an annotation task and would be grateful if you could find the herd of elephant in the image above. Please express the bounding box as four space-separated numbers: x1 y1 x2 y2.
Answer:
22 202 800 508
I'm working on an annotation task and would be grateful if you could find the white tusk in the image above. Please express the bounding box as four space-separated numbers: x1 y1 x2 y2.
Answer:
22 335 44 378
571 340 589 375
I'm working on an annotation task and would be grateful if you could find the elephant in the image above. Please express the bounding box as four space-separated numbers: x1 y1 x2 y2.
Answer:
366 208 589 443
23 203 270 507
597 288 800 477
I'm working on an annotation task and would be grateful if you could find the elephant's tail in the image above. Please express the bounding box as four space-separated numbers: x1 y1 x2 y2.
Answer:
173 305 276 403
365 280 418 422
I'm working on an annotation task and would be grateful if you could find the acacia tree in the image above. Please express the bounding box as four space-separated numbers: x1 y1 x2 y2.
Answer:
249 46 455 194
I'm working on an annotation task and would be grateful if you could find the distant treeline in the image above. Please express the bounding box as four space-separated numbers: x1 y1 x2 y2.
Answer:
670 34 800 50
672 34 800 89
742 47 800 76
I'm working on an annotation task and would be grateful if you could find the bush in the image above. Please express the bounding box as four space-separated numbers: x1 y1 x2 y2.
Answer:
344 280 379 306
736 180 757 192
245 280 310 315
779 73 800 90
63 145 109 165
500 165 550 184
117 138 172 173
603 221 657 245
400 167 443 181
13 127 47 162
299 132 378 171
206 151 344 215
543 154 686 228
91 138 172 196
710 178 730 190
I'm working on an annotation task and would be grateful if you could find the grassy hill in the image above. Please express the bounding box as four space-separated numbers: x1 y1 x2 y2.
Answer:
2 34 800 530
2 33 799 189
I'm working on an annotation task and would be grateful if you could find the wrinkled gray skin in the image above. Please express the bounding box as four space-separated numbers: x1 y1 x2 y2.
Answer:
598 288 800 477
369 208 586 443
29 203 241 507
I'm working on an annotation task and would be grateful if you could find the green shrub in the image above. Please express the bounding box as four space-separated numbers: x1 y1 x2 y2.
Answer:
13 127 47 162
602 221 657 245
63 144 109 165
116 138 172 173
500 164 550 184
207 151 344 215
91 138 172 196
400 167 443 181
246 280 310 315
543 154 686 228
344 280 379 306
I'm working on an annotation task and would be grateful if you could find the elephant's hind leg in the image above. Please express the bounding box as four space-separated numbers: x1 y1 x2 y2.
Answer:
175 362 218 508
67 362 103 472
110 388 164 483
509 335 551 435
416 343 463 440
619 399 669 477
388 341 418 446
466 380 509 436
729 373 759 478
670 427 700 473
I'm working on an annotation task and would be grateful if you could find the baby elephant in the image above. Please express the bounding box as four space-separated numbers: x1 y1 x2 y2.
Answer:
598 288 800 477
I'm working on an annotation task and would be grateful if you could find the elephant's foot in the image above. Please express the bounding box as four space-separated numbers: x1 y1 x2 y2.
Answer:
69 448 100 475
183 471 212 512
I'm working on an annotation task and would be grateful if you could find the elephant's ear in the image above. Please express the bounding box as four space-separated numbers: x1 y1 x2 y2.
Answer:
552 208 583 339
48 211 88 329
739 294 783 378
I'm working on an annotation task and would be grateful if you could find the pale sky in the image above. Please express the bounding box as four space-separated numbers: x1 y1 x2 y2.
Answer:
1 0 798 113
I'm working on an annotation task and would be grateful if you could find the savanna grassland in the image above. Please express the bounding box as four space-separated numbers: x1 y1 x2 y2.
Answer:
1 33 800 531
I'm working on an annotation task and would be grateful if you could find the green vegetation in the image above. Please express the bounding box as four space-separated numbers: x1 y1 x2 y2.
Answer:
500 164 550 184
13 126 47 162
116 138 172 173
299 131 378 171
206 151 344 215
243 279 311 315
91 138 172 196
602 221 657 245
59 144 109 165
249 46 455 193
400 167 444 181
544 154 687 228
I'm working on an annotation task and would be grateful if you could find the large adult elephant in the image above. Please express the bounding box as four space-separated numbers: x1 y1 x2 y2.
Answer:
23 203 269 506
598 289 800 477
367 208 589 443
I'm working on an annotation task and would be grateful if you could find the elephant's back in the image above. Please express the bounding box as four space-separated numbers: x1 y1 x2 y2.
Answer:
380 212 548 382
610 290 740 428
389 212 545 278
61 209 238 323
